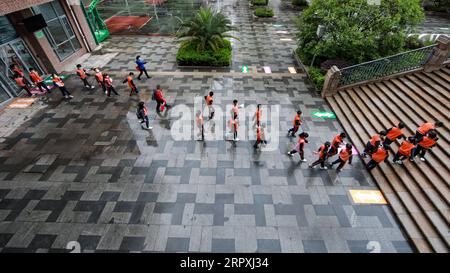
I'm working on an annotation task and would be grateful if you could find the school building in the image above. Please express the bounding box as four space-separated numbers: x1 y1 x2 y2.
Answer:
0 0 97 104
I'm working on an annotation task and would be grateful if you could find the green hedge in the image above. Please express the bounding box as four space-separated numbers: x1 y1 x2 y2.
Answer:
254 7 274 17
176 40 232 67
251 0 268 6
307 66 326 91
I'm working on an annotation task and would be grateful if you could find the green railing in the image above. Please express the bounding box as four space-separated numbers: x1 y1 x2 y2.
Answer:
339 45 435 87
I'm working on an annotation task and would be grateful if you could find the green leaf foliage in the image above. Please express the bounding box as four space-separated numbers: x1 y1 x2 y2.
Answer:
176 39 232 67
254 7 275 17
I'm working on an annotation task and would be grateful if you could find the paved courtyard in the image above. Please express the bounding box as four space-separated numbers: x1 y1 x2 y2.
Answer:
0 0 413 253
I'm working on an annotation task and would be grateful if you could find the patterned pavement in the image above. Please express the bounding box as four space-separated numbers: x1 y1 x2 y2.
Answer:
0 0 414 253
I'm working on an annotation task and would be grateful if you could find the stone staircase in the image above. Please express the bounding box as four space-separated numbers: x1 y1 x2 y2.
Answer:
325 66 450 252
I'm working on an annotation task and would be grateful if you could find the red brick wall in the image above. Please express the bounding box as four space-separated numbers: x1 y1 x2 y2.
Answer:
0 0 53 15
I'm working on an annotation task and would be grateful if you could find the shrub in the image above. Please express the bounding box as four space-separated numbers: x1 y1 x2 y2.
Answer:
319 59 348 71
251 0 268 6
254 7 274 17
292 0 308 6
307 66 326 91
176 39 232 67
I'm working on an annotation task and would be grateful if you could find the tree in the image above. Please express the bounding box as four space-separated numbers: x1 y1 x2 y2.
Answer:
177 7 238 52
296 0 425 65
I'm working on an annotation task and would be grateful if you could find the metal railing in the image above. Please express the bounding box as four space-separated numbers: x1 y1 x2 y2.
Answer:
339 45 435 87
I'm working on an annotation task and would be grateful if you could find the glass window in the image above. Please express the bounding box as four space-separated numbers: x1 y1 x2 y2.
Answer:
0 16 18 44
33 0 81 61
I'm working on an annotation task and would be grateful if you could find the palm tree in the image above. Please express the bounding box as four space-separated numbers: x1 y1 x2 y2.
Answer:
176 7 239 52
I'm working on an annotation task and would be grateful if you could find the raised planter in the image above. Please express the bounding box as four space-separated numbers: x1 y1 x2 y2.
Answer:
252 14 277 21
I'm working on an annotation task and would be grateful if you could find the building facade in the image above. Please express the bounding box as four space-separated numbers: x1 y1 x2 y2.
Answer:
0 0 97 103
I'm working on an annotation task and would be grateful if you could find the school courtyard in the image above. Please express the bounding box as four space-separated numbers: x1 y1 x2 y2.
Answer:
3 0 448 253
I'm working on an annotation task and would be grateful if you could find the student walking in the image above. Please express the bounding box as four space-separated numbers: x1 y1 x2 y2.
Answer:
253 123 267 149
393 136 416 164
287 132 309 162
51 74 73 99
135 55 150 80
361 131 385 158
103 73 119 96
231 99 243 119
366 145 389 170
14 73 32 97
196 110 204 141
136 101 152 130
253 104 262 127
94 68 106 93
382 122 406 146
414 121 443 141
205 91 215 119
29 68 50 93
309 141 331 169
154 85 169 113
327 132 346 158
329 143 353 173
287 110 302 137
123 72 139 96
413 130 438 161
76 64 94 89
230 114 239 141
10 64 32 87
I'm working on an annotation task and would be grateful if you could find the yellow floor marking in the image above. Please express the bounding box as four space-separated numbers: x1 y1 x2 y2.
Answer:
349 190 387 204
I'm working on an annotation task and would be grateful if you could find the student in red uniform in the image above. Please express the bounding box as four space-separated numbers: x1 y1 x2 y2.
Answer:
205 91 215 119
327 132 346 158
366 145 389 170
309 141 331 169
414 121 443 141
103 73 119 96
136 101 152 130
393 136 416 164
76 64 94 89
253 123 267 149
287 132 309 162
382 122 406 146
329 143 353 173
287 110 302 137
10 64 32 87
29 68 50 93
94 68 106 93
361 131 385 158
51 73 73 99
413 130 438 161
196 110 204 141
123 72 139 96
154 85 169 113
253 104 262 127
14 73 32 97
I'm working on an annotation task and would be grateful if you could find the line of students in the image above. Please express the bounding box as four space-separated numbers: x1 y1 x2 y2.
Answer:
76 65 119 97
361 121 442 170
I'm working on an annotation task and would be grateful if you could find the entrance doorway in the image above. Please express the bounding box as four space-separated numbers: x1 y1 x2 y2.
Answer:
0 38 43 103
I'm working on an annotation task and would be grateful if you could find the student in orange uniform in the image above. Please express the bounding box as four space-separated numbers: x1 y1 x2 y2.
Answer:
10 64 32 87
103 73 119 97
204 91 215 120
94 68 106 93
393 136 416 164
287 110 302 137
154 85 170 113
253 123 267 149
196 110 204 141
414 121 443 141
14 73 32 97
413 130 438 161
51 73 73 99
287 132 309 162
123 72 139 96
76 64 94 89
29 68 50 93
327 132 346 158
230 113 239 141
231 99 243 119
366 145 389 170
309 141 331 169
382 122 406 146
329 143 353 173
136 101 152 130
361 131 385 158
253 104 262 127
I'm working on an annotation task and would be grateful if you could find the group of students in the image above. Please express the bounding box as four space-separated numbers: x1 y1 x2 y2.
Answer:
135 85 170 130
361 121 443 170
